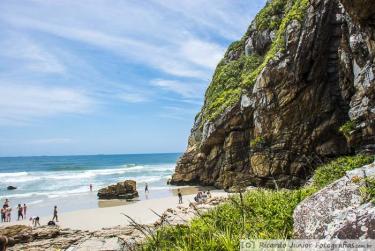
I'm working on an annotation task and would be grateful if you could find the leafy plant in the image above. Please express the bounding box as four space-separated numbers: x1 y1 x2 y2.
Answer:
360 177 375 204
339 120 357 137
250 136 265 148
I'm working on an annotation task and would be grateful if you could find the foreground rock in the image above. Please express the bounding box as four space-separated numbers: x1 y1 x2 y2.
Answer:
171 0 375 189
97 180 138 200
293 161 375 239
1 196 227 250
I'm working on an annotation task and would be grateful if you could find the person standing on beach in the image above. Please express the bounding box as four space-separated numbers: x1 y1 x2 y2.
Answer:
0 207 5 222
178 189 182 204
90 184 93 192
145 183 149 193
6 208 11 222
23 204 27 218
17 204 23 220
52 206 58 222
3 199 9 209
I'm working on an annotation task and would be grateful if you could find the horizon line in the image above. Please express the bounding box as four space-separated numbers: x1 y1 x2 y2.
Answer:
0 152 183 159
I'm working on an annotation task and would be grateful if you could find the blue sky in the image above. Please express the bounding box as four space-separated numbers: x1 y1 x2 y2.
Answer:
0 0 266 157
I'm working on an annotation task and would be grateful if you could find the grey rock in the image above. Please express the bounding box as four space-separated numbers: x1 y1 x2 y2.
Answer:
293 162 375 239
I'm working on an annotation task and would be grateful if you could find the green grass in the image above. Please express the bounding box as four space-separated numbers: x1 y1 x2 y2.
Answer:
140 155 373 250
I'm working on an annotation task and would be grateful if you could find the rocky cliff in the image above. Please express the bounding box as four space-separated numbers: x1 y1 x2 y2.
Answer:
171 0 375 189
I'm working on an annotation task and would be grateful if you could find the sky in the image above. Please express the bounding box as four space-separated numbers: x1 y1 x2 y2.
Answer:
0 0 266 157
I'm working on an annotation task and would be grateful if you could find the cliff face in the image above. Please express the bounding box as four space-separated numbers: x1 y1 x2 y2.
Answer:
171 0 375 189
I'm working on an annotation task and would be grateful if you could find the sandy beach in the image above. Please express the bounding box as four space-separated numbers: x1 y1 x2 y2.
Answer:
1 189 226 231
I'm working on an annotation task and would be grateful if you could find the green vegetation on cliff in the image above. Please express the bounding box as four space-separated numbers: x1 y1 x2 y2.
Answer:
141 155 373 250
339 119 357 136
199 0 310 126
203 55 263 122
255 0 289 30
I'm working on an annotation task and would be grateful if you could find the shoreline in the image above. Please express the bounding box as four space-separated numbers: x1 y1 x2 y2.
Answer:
1 188 225 231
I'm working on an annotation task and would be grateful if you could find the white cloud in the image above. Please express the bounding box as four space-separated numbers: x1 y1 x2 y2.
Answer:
0 35 65 74
119 92 149 103
180 39 225 69
151 79 205 98
158 105 198 120
28 138 74 145
0 84 94 125
0 0 261 79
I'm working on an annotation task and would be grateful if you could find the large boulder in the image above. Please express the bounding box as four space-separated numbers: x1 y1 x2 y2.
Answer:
97 180 139 200
293 161 375 239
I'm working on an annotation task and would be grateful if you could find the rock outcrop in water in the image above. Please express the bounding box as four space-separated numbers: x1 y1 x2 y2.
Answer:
171 0 375 189
97 180 138 200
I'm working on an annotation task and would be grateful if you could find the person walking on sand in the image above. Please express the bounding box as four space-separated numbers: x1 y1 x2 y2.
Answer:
17 204 23 221
89 184 93 192
52 206 58 222
178 189 183 204
145 183 149 193
23 204 27 218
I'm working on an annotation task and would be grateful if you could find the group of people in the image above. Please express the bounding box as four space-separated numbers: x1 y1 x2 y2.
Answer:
1 199 27 223
1 199 59 228
194 190 211 203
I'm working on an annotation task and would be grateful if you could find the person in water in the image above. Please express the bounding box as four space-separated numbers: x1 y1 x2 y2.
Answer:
23 204 27 218
52 206 58 222
17 204 23 221
177 189 182 204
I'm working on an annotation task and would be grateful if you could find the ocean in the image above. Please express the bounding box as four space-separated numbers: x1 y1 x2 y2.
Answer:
0 153 182 217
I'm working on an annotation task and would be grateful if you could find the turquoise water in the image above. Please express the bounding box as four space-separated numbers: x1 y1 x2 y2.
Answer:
0 153 181 216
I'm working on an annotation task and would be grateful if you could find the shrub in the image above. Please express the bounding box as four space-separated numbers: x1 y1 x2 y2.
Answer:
311 155 373 189
255 0 289 31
